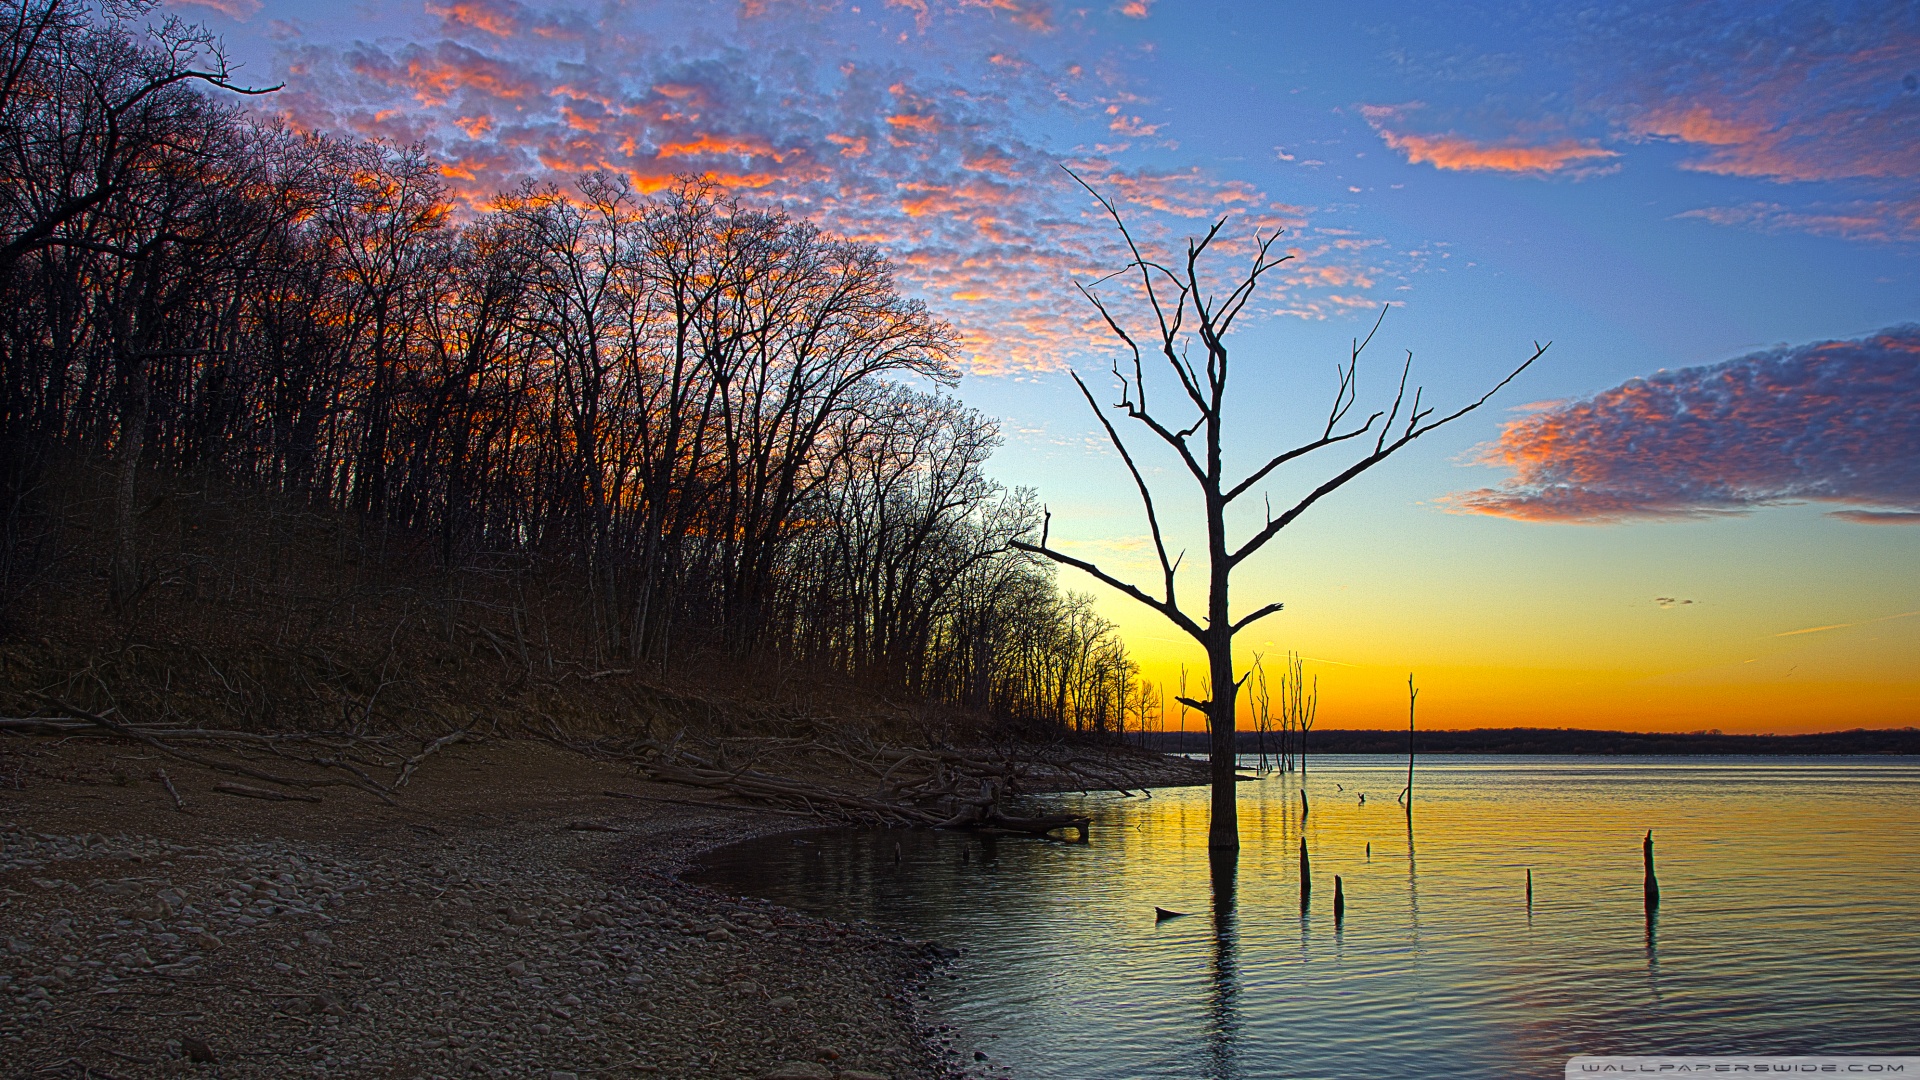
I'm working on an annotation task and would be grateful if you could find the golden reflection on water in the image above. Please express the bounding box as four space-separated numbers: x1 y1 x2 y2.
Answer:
694 756 1920 1079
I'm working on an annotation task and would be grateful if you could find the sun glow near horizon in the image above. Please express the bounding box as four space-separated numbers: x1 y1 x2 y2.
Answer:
194 0 1920 735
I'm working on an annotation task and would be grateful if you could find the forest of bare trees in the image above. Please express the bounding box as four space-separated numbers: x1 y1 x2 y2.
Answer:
0 0 1147 736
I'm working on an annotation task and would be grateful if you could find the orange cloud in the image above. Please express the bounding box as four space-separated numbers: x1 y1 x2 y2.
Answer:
885 0 932 31
1633 106 1759 148
961 149 1020 176
656 133 792 163
826 133 869 158
1373 127 1617 174
1611 13 1919 194
425 0 519 38
348 42 534 107
959 0 1054 33
886 113 942 137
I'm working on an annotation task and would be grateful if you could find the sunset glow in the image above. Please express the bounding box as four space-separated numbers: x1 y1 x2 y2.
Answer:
191 0 1919 734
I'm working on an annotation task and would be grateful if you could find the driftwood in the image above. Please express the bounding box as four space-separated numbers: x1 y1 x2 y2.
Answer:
6 700 469 806
549 729 1097 840
155 768 184 811
214 781 321 803
601 789 818 819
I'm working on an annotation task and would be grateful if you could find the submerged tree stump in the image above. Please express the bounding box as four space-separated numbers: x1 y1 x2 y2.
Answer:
1643 830 1660 912
1299 838 1311 910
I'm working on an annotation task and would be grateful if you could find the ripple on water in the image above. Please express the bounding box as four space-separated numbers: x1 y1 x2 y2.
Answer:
690 755 1920 1079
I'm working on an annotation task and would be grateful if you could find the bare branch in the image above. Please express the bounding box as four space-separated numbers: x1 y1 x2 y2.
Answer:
1231 601 1285 635
1010 539 1205 643
1069 370 1183 612
1233 340 1550 566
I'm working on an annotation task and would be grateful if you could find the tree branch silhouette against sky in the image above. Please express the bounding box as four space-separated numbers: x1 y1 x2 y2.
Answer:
184 0 1920 733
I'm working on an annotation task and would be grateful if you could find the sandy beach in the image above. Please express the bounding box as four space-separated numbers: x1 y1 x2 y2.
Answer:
0 737 1203 1079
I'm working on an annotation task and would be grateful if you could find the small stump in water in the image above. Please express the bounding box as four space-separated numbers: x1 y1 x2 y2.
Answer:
1643 830 1660 912
1299 839 1312 911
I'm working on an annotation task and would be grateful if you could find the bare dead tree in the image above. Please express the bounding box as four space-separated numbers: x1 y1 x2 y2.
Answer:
1013 171 1547 849
1282 651 1315 779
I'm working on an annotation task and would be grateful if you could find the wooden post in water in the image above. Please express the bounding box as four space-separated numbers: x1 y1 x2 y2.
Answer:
1398 674 1417 814
1299 838 1311 910
1333 875 1345 921
1526 868 1533 909
1300 787 1309 819
1365 841 1371 861
1643 831 1660 912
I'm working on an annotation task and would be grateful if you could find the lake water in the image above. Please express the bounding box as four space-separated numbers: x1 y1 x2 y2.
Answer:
689 755 1920 1079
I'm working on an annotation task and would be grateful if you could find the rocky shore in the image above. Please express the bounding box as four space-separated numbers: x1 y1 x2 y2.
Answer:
0 738 1203 1078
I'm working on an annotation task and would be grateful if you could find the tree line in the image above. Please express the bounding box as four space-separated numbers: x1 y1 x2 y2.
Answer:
0 0 1147 735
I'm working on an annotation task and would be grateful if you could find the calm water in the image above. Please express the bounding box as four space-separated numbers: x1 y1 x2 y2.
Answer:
689 756 1920 1079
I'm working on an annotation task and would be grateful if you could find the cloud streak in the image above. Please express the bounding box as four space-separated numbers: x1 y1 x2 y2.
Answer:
1378 129 1615 174
1776 611 1920 638
1674 199 1920 244
1448 326 1920 523
1360 105 1615 175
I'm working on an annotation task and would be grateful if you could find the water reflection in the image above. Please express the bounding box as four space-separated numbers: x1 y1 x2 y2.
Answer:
1646 906 1662 1001
1206 847 1238 1080
690 756 1920 1079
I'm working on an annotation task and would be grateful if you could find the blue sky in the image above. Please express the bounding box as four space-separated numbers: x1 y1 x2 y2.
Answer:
179 0 1920 730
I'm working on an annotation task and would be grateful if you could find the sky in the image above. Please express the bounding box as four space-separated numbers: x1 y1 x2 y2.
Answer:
177 0 1920 733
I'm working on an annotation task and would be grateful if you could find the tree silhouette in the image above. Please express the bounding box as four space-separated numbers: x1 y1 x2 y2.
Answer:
1014 173 1547 849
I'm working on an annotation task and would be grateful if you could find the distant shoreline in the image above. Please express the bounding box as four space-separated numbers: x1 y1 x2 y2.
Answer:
1128 726 1920 756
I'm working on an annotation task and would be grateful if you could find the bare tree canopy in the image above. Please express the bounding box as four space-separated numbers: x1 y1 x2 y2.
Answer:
0 4 1153 738
1015 171 1548 848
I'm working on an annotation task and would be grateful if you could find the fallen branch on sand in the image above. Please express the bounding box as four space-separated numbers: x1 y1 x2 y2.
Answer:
214 781 322 803
6 700 469 807
549 728 1103 839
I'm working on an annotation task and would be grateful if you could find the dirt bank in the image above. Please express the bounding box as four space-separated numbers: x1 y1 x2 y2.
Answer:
0 738 1204 1079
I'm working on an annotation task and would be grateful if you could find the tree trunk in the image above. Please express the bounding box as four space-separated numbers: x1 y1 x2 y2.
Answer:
109 257 158 611
109 356 148 609
1207 631 1239 848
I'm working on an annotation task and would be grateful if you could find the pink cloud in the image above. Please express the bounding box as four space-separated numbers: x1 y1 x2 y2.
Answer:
274 0 1386 374
1596 2 1920 243
169 0 261 17
345 41 536 107
1449 326 1920 523
1362 107 1616 175
959 0 1055 33
425 0 523 37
